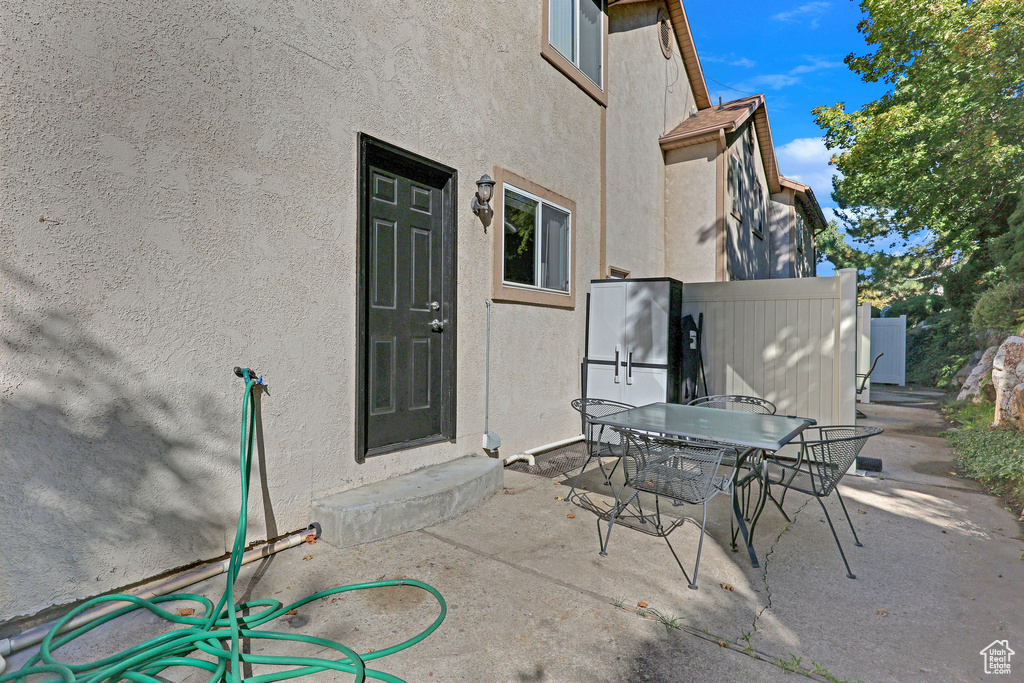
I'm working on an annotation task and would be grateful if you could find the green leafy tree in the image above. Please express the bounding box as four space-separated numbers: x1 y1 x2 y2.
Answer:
814 0 1024 276
817 220 941 307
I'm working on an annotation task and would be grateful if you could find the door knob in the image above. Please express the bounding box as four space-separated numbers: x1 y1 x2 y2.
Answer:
430 301 441 311
429 319 446 332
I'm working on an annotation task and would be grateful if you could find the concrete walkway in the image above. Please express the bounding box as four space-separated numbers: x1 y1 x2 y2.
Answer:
8 388 1024 681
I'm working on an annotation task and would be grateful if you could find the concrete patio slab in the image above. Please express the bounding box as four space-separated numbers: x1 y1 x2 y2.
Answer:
5 388 1023 682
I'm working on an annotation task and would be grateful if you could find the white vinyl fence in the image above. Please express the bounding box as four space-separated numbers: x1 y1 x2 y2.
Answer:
857 302 872 403
682 268 858 429
869 316 907 385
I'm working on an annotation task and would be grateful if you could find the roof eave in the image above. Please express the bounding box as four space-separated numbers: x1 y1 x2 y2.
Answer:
666 0 712 110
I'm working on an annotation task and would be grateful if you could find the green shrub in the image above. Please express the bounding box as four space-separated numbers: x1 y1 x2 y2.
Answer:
884 293 946 328
945 401 1024 512
970 280 1024 335
906 311 977 386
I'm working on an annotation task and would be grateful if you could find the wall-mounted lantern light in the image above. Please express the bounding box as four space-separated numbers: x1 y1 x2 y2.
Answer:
471 174 495 219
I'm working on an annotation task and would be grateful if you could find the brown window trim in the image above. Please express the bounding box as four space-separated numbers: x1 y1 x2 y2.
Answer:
540 0 609 108
491 166 577 309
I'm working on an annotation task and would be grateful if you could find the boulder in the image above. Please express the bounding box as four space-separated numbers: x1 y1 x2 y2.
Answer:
1014 383 1024 431
951 349 984 389
992 336 1024 427
957 345 999 402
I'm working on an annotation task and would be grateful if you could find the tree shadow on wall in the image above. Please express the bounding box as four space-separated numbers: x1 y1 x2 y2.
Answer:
0 262 242 623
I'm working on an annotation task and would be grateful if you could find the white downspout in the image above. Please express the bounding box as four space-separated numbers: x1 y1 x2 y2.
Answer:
502 435 586 467
0 525 318 671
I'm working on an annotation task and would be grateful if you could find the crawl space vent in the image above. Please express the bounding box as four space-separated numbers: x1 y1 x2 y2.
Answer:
658 9 673 59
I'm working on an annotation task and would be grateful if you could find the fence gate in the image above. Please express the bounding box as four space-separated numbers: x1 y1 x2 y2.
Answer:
869 316 906 385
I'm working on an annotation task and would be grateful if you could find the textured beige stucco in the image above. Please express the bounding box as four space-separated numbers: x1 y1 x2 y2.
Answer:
0 0 614 619
770 190 795 278
663 141 717 282
794 204 815 276
605 1 695 279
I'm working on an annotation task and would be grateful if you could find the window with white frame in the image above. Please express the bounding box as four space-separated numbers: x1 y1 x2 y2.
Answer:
503 185 571 293
549 0 605 87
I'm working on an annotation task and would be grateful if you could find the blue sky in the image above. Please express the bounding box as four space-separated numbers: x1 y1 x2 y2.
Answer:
684 0 892 274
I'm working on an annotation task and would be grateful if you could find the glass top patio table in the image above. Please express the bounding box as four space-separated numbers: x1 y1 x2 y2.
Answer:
589 402 814 452
589 401 815 569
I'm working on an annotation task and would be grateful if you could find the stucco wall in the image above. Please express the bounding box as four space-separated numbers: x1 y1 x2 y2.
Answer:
0 0 605 619
664 141 717 283
725 121 772 281
605 1 695 279
794 204 815 276
770 190 795 278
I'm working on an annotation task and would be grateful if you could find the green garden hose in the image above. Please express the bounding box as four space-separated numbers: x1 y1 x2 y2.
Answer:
1 369 447 683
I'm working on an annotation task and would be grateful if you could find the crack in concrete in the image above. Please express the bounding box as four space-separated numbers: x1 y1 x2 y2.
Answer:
751 497 811 634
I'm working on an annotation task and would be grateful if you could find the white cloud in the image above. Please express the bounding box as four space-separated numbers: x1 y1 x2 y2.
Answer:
773 2 831 28
789 56 844 74
750 74 802 90
776 137 842 209
704 54 757 68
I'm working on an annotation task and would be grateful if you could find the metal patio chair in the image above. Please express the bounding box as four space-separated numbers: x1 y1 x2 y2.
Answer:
567 398 635 498
599 428 733 589
688 394 777 415
686 394 776 513
760 425 883 579
856 353 884 417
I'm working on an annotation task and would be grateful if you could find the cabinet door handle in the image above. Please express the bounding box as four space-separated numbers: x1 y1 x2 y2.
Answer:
626 347 634 385
613 345 621 383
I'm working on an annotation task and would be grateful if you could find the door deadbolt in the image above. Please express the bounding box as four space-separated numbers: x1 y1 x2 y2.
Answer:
430 301 441 311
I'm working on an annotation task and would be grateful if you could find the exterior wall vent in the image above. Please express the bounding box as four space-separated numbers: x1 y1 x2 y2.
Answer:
658 8 673 59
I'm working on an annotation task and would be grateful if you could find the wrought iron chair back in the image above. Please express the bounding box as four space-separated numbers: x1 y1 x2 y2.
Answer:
762 424 883 579
570 398 635 449
617 429 728 504
688 394 776 415
599 427 733 589
797 425 882 496
567 398 635 497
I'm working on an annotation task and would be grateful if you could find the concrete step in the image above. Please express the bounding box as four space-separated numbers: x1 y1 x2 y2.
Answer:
311 455 503 548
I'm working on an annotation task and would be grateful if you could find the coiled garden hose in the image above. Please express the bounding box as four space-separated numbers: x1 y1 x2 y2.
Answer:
0 369 447 683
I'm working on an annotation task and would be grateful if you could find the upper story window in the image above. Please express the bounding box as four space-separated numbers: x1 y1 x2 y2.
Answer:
753 183 765 239
503 185 572 294
728 155 745 220
548 0 605 88
796 212 807 254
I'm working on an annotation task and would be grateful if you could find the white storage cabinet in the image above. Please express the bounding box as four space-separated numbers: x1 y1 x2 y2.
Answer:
585 278 684 405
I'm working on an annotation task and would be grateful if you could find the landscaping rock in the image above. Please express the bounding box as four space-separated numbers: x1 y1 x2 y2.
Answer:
1013 383 1024 430
951 350 984 389
957 345 999 403
992 336 1024 427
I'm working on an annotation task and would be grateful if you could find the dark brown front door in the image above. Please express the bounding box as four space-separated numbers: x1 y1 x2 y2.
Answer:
357 136 456 460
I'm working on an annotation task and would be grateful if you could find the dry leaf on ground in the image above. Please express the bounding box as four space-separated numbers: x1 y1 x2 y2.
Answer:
305 534 317 544
720 583 735 591
566 513 576 519
302 554 313 561
175 608 195 617
876 609 888 616
285 609 298 615
637 601 648 608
